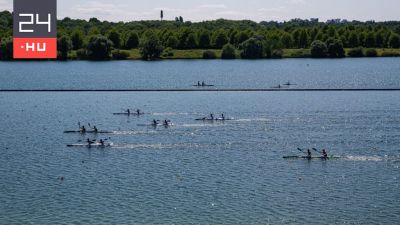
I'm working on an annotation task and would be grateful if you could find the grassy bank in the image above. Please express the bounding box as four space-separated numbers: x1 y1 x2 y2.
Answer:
69 48 400 60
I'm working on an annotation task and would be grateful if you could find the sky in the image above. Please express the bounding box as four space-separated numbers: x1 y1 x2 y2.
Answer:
1 0 399 22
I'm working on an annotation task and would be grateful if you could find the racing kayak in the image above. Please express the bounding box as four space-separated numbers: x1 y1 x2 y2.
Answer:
67 142 113 147
195 117 234 121
283 155 344 160
193 84 214 87
113 112 145 116
64 130 113 134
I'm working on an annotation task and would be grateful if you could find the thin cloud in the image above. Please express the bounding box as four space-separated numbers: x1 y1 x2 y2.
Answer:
198 4 227 9
75 1 123 16
258 7 286 13
286 0 306 5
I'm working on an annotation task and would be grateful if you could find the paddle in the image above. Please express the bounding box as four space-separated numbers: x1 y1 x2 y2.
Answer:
297 147 304 152
78 122 81 129
312 148 321 153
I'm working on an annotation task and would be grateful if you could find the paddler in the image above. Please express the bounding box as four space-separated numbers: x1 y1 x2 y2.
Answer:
221 113 225 120
93 126 98 133
210 113 214 120
86 138 93 145
152 119 158 126
80 125 86 133
126 109 130 115
163 120 169 126
307 149 312 159
322 149 328 158
99 139 104 146
136 109 141 115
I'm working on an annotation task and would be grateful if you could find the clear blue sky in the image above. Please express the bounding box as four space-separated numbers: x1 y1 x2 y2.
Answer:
1 0 399 22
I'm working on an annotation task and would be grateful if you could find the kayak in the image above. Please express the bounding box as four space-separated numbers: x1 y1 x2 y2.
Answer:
193 84 214 87
151 123 174 126
67 142 113 147
113 112 145 116
283 156 344 160
195 117 234 121
64 130 113 134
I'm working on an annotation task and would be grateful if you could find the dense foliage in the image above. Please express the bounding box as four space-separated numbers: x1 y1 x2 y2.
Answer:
1 10 400 60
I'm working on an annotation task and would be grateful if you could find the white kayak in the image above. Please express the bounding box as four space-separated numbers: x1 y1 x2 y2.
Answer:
67 142 113 147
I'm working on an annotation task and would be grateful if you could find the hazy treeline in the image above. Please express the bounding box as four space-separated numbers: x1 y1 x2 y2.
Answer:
1 10 400 60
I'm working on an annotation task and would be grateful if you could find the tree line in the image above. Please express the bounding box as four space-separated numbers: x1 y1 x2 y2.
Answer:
0 10 400 60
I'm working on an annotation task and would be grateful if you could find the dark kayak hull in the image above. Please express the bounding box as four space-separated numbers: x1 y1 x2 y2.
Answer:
193 85 214 87
283 156 344 160
67 143 112 147
195 118 234 121
64 131 112 134
113 113 144 116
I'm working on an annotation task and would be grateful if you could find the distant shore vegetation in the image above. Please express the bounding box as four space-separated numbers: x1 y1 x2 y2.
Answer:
0 10 400 60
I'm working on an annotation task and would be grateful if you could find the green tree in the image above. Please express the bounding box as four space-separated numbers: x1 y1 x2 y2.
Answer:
221 44 236 59
198 31 210 48
186 33 198 49
364 32 376 48
125 32 139 49
235 31 250 46
240 37 264 59
108 30 121 48
87 35 113 60
280 32 293 48
298 29 309 48
212 31 229 49
327 39 345 58
71 30 84 50
57 35 73 60
140 32 164 60
166 35 179 48
375 32 384 47
310 40 328 58
347 32 359 47
0 37 12 60
388 33 400 48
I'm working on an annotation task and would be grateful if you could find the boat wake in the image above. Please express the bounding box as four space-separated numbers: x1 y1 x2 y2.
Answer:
234 118 270 122
344 155 400 162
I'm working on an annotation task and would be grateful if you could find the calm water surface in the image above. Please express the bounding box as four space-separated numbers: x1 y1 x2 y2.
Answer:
0 58 399 89
0 91 399 224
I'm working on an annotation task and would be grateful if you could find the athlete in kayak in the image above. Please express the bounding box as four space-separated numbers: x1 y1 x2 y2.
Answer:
221 114 225 120
136 109 141 115
93 126 98 133
163 120 170 126
86 138 93 145
210 113 214 120
98 139 104 146
80 126 86 133
126 109 131 115
152 119 158 126
322 149 328 158
306 149 312 159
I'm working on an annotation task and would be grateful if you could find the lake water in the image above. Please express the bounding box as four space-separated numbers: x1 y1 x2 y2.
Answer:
0 59 399 224
0 58 399 89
